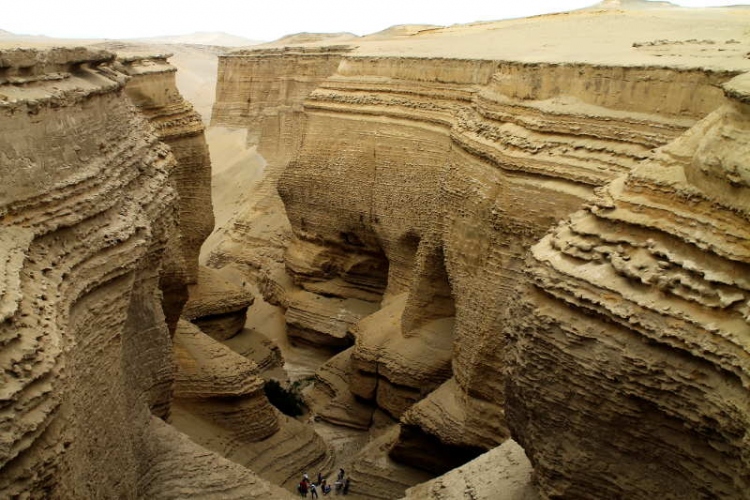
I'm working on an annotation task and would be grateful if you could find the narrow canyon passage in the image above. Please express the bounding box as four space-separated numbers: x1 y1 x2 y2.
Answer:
3 5 748 498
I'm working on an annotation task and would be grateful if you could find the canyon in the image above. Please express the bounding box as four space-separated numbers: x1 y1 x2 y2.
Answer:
2 2 750 499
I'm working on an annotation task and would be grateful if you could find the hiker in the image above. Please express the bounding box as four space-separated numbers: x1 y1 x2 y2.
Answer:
343 478 350 495
310 482 319 499
317 471 323 485
298 479 309 497
337 468 345 482
321 479 331 496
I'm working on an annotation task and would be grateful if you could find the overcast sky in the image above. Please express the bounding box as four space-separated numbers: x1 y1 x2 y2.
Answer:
2 0 746 42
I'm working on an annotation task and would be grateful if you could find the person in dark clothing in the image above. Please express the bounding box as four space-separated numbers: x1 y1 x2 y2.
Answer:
298 479 309 497
343 478 350 495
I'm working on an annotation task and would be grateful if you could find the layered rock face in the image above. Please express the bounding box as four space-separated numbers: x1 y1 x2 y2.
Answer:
277 55 734 469
504 74 750 498
0 47 177 497
208 46 354 304
120 53 215 332
182 266 254 340
0 47 293 499
210 6 750 497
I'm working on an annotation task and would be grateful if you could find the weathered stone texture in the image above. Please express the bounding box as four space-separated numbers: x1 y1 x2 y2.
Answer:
0 47 285 499
505 76 750 499
209 8 750 498
120 54 215 333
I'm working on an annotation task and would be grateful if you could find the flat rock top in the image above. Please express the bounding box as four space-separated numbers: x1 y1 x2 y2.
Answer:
272 7 750 72
3 6 750 72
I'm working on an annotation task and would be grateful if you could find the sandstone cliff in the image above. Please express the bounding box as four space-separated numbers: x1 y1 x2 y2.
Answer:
505 73 750 498
209 5 750 498
119 52 215 334
0 46 293 499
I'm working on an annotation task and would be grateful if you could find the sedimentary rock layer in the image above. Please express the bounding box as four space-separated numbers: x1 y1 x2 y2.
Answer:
182 266 255 340
211 6 750 496
505 74 750 499
0 46 180 497
0 46 284 499
120 53 215 332
401 439 538 500
279 52 738 464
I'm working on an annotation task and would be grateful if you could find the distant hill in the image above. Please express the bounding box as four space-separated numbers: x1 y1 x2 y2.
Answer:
132 32 263 47
269 32 358 45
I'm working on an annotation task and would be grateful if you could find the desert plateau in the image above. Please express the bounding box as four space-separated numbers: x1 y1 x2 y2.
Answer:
1 0 749 498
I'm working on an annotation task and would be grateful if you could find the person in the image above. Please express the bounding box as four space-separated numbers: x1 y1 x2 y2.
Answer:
304 472 310 482
343 478 350 495
321 480 331 496
337 468 345 482
317 471 323 485
298 479 308 497
310 482 318 499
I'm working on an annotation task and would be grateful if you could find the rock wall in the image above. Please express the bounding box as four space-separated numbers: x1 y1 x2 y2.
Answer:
209 7 750 497
208 46 354 299
0 47 293 499
504 74 750 499
277 54 735 470
120 53 215 333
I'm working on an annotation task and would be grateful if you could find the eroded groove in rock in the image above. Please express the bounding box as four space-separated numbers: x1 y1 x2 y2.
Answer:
208 7 750 496
505 75 750 499
120 53 215 334
0 46 287 499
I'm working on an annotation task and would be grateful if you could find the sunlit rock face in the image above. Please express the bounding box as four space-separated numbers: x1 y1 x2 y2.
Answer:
0 47 295 500
276 51 735 472
208 46 354 305
120 53 215 334
505 74 750 499
0 46 178 497
209 7 750 495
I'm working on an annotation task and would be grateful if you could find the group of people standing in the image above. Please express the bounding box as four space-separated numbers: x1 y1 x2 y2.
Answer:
297 469 350 497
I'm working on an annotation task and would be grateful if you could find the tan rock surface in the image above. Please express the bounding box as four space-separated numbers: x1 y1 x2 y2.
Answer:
171 319 332 487
209 5 750 497
504 75 750 498
0 46 283 498
140 416 296 500
118 52 215 334
182 265 255 340
401 440 538 500
307 347 377 429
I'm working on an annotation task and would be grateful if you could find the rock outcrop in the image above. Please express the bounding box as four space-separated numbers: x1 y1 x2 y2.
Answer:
182 265 255 340
210 5 750 496
0 46 289 499
504 73 750 499
208 46 356 312
401 440 538 500
171 319 331 487
119 53 215 333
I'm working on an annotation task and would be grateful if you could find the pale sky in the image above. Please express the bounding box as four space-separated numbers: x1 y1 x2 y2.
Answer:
2 0 746 42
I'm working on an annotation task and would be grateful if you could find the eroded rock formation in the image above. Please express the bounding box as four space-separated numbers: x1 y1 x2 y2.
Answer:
0 46 293 499
182 265 255 340
209 5 750 497
505 73 750 499
119 52 215 333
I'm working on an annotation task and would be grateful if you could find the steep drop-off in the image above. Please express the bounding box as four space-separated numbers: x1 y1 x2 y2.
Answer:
210 5 750 498
505 74 750 499
0 46 293 499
